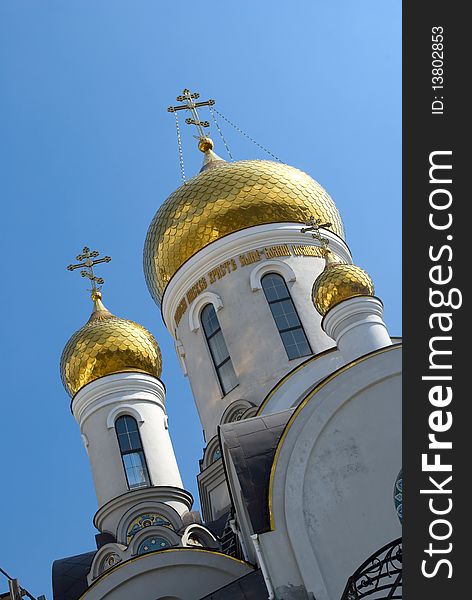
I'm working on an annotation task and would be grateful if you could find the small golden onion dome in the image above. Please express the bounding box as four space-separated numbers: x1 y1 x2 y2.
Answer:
144 159 345 304
60 292 162 397
312 258 374 316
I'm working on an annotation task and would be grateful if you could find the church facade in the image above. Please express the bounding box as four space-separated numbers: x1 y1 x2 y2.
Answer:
53 91 402 600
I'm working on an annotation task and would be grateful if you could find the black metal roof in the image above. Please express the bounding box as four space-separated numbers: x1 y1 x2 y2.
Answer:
52 551 96 600
220 409 293 534
205 510 231 539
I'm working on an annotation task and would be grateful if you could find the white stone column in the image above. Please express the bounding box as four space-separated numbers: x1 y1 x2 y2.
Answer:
322 296 392 363
72 372 190 532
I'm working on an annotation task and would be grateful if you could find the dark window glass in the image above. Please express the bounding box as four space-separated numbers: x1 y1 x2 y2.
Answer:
115 415 150 490
201 304 238 395
261 273 312 360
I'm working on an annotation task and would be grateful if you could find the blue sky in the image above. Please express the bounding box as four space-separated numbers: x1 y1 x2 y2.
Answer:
0 1 401 597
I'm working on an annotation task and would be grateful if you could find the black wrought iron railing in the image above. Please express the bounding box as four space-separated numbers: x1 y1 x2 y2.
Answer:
340 537 402 599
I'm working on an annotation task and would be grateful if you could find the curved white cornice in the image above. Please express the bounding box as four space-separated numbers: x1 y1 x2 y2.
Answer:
322 296 386 341
249 259 296 291
81 548 254 600
106 404 145 429
72 372 166 427
94 486 194 532
188 291 223 332
162 223 352 335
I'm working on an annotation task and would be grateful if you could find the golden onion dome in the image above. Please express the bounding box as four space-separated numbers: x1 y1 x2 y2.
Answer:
60 292 162 397
144 155 345 304
312 255 374 316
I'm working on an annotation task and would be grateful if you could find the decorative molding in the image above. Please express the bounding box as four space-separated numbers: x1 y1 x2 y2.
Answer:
80 547 254 600
181 524 219 549
116 500 183 545
202 435 222 470
220 399 256 426
163 223 352 334
188 292 223 333
249 260 296 292
87 542 127 584
322 295 387 342
72 372 166 427
106 404 145 429
94 486 194 533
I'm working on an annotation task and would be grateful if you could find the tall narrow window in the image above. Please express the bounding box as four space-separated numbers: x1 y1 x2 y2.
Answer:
261 273 312 360
115 415 150 490
201 304 238 395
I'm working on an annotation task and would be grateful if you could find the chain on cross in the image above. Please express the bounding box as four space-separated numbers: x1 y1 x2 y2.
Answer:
168 89 215 140
67 247 111 297
301 217 332 254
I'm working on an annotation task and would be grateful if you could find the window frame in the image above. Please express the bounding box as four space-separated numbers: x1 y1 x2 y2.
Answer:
261 272 313 360
115 415 152 490
200 303 238 397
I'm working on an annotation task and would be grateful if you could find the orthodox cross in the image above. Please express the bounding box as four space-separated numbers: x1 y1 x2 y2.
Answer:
67 247 112 296
301 217 332 254
168 89 215 139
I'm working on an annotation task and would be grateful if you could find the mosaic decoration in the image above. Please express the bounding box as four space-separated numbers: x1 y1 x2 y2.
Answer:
394 469 403 523
137 536 171 555
126 513 173 545
144 159 345 304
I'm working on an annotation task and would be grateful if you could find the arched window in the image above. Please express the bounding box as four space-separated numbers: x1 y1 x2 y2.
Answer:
201 304 238 395
261 273 312 360
115 415 150 490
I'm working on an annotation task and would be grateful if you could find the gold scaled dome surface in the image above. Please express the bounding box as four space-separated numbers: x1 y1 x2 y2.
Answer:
312 262 374 316
144 159 345 304
60 295 162 397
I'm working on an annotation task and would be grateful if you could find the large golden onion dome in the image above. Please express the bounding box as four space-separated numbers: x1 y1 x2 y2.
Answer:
60 292 162 397
312 254 374 316
144 153 345 304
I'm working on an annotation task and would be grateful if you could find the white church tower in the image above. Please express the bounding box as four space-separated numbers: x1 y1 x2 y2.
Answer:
53 90 401 600
56 249 252 598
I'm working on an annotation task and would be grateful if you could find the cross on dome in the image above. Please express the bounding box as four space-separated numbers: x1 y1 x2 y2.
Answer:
67 246 112 299
301 217 332 255
168 89 215 142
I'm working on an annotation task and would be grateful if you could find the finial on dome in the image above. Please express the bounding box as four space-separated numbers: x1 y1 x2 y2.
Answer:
198 137 226 172
88 289 113 321
198 137 214 152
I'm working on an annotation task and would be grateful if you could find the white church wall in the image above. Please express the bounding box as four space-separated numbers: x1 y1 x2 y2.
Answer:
257 347 345 416
72 373 188 520
162 223 351 440
263 345 402 600
80 549 254 600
